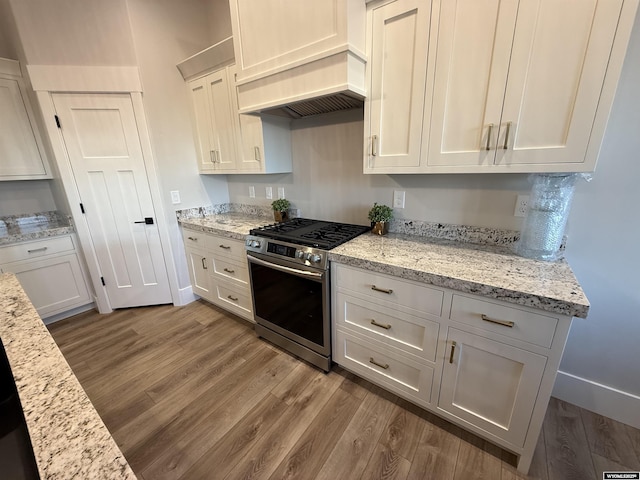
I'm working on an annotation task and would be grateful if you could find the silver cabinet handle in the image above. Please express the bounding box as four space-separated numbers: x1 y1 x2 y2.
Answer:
223 268 235 274
449 341 457 364
219 244 231 250
370 319 391 330
371 135 378 156
227 295 238 302
371 285 393 294
254 146 261 161
209 150 215 164
485 124 494 151
369 357 389 370
27 247 48 253
481 314 514 328
187 236 198 241
201 257 207 270
502 121 512 150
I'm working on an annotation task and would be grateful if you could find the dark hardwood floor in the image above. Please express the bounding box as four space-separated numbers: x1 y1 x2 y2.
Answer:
48 301 640 480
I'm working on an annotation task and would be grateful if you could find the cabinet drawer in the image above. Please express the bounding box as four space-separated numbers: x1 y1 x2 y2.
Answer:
209 237 246 262
335 264 443 316
0 235 75 263
335 292 439 362
334 329 434 406
210 256 250 287
450 295 558 348
182 229 208 249
210 278 253 321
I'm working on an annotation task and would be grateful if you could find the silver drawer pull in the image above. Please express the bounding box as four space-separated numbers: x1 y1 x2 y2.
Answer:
370 319 391 330
449 341 456 364
227 295 238 302
481 314 514 328
371 285 393 294
223 268 235 274
201 258 207 270
369 357 389 370
219 244 231 250
27 247 48 253
187 236 198 241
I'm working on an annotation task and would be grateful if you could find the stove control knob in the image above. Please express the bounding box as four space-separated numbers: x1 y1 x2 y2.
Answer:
250 240 261 248
296 250 305 259
310 254 322 263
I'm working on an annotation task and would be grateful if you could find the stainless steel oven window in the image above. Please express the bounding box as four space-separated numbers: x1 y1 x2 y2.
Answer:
247 254 330 356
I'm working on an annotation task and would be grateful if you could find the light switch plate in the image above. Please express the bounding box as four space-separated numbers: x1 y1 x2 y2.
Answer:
170 190 181 204
278 187 285 199
249 186 255 198
266 187 273 199
393 190 405 209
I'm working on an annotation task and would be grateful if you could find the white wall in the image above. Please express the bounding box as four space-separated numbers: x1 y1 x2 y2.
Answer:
554 6 640 422
0 180 57 216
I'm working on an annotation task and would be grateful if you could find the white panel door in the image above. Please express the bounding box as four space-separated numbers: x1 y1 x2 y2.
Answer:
496 0 623 166
187 76 215 172
52 93 171 309
206 68 238 171
438 328 547 447
366 0 431 171
0 78 47 178
427 0 518 167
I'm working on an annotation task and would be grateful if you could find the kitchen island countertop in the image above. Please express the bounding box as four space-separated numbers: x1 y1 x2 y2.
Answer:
328 232 589 319
0 272 137 479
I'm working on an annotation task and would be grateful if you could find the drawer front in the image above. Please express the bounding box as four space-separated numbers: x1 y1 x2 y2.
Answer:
209 237 246 262
0 235 75 263
210 256 250 287
450 295 558 348
182 229 208 250
335 264 443 316
335 292 439 362
210 278 253 321
334 329 434 406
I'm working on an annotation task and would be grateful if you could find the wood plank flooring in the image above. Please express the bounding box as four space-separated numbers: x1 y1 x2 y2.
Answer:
48 301 640 480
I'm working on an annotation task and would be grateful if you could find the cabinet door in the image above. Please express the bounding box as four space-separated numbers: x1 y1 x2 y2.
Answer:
184 247 212 300
236 112 264 172
0 78 48 179
438 328 547 447
496 0 623 167
2 254 90 318
206 69 238 171
427 0 518 167
187 77 215 172
365 0 431 172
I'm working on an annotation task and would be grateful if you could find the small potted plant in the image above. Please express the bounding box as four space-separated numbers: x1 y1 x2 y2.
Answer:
271 198 291 223
368 202 393 235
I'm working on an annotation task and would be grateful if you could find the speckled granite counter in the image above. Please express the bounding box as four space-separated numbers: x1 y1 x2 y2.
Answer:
328 232 589 319
0 211 74 246
179 212 272 241
0 273 137 479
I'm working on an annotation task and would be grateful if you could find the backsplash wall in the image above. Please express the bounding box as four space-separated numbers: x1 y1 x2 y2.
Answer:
225 109 531 230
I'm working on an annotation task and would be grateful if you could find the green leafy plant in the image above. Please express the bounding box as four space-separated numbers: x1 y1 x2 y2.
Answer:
271 198 291 212
368 203 393 223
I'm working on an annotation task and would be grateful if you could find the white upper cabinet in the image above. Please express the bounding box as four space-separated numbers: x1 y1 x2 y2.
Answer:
0 58 51 180
187 66 239 173
229 0 366 113
364 0 434 173
426 0 633 173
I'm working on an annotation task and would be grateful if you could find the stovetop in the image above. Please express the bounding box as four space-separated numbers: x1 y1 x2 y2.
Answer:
250 218 370 250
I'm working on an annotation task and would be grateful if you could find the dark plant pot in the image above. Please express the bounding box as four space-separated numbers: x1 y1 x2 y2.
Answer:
274 211 288 223
371 221 389 236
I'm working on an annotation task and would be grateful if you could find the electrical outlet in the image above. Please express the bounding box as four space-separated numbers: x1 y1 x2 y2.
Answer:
266 186 273 199
170 190 181 204
514 195 529 217
278 187 285 199
393 190 405 209
249 186 255 198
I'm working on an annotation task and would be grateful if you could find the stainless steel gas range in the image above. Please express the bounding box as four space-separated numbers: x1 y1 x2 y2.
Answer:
245 218 370 371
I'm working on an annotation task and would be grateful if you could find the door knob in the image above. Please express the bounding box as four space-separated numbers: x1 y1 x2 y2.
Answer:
134 217 154 224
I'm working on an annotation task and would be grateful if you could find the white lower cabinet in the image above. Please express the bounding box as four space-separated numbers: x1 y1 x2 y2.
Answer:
0 235 92 318
182 228 253 322
332 263 572 474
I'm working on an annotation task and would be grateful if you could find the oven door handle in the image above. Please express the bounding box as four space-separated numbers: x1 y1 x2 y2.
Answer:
247 255 324 280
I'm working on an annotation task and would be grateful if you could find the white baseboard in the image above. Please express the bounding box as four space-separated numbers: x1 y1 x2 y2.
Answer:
552 371 640 429
43 303 96 325
174 286 198 306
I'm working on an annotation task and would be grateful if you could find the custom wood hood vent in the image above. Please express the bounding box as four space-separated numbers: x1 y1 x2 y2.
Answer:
229 0 367 118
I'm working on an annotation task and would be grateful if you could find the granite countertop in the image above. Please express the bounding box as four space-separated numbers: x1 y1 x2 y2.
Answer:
0 211 74 246
179 212 273 241
0 273 137 479
328 232 590 319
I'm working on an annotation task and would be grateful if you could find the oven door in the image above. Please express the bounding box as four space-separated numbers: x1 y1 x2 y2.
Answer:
247 253 329 356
